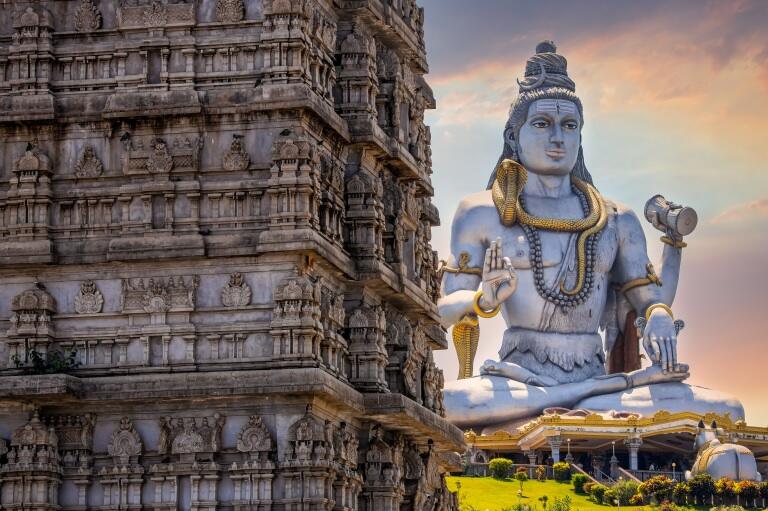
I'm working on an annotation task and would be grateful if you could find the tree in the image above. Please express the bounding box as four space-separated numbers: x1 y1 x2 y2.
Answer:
514 469 529 495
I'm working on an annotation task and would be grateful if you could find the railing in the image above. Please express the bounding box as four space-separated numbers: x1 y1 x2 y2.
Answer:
464 463 554 479
616 467 641 483
629 469 685 483
568 463 600 485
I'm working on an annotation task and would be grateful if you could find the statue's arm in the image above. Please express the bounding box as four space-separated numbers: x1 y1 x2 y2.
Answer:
436 198 486 328
613 204 667 312
614 204 683 372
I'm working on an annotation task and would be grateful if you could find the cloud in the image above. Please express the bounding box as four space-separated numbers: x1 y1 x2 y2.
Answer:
711 199 768 225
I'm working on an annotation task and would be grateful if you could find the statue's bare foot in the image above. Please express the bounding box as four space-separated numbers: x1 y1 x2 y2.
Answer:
629 363 689 387
480 359 559 387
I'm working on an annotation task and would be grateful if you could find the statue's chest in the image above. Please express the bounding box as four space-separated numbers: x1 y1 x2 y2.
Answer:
495 210 618 272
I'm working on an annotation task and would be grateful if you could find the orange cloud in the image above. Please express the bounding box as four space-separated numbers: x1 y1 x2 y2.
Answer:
711 199 768 225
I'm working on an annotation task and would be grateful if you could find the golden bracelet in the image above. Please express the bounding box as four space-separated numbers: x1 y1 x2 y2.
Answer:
473 290 501 318
645 303 674 322
661 235 687 249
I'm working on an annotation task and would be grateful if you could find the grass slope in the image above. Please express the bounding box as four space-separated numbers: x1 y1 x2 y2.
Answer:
447 477 612 511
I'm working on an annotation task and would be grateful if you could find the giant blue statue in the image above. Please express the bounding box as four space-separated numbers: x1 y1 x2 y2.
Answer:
439 42 743 432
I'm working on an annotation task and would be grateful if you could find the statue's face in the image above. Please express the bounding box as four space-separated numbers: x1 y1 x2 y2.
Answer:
512 99 581 176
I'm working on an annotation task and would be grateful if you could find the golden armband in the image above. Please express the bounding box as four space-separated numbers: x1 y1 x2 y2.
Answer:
473 290 501 318
660 235 687 248
618 263 662 295
645 302 674 321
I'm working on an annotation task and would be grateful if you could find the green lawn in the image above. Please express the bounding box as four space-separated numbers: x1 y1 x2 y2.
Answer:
446 476 705 511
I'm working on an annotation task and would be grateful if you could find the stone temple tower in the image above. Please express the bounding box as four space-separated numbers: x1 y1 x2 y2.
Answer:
0 1 463 510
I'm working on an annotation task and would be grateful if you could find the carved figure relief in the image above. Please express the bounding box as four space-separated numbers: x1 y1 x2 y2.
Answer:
216 0 245 23
74 145 103 178
121 276 199 313
8 283 56 336
147 138 174 173
14 142 52 178
117 0 195 29
107 417 143 465
121 134 202 175
158 414 224 457
73 0 102 32
222 134 250 171
221 272 252 308
236 415 273 460
74 280 104 314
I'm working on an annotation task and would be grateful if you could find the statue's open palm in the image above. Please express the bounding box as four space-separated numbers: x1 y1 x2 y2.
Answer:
479 238 517 309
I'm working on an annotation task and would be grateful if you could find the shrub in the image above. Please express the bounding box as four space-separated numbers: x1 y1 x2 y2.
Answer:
548 495 572 511
538 495 549 510
673 482 689 504
535 465 546 481
657 500 681 511
735 480 760 505
715 477 737 500
687 473 716 503
710 507 746 511
589 483 609 504
629 493 644 505
552 461 571 481
639 475 676 503
603 488 617 505
488 458 513 479
571 473 589 494
760 481 768 499
583 481 596 495
12 347 80 374
611 480 640 505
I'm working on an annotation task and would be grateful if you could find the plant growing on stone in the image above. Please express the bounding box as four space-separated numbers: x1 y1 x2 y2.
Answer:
12 347 80 374
488 458 513 479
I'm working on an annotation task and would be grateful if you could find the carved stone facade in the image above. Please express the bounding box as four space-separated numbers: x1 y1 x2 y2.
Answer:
0 1 460 510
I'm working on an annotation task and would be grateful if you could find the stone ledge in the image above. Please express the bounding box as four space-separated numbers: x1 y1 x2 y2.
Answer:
0 374 83 399
364 393 465 452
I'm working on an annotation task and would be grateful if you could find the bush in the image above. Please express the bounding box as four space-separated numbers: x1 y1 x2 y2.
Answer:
639 475 676 503
548 495 572 511
629 493 644 505
715 477 737 499
760 481 768 498
552 461 571 481
673 482 689 504
583 481 596 495
488 458 513 479
535 465 546 481
571 473 589 494
611 480 640 505
687 473 716 503
589 483 609 504
735 480 760 505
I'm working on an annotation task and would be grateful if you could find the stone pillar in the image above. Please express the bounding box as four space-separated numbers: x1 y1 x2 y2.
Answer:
625 436 643 471
609 454 619 479
548 436 562 464
526 451 537 478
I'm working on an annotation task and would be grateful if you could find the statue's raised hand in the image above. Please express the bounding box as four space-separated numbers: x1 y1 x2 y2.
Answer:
478 238 517 310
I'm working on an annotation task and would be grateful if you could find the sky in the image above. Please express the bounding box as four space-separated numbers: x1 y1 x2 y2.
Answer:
420 0 768 425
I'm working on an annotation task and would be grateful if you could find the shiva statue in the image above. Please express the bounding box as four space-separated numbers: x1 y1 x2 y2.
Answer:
439 42 743 432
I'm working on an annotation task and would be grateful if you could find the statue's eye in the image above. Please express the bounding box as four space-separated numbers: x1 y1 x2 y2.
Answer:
563 121 578 130
531 119 549 128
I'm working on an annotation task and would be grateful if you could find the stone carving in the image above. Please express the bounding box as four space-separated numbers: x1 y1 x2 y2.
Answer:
221 272 252 307
216 0 245 23
121 134 203 175
236 415 273 460
158 414 224 457
14 142 52 177
147 138 174 173
686 420 762 482
284 406 333 463
107 417 143 465
73 0 102 32
9 283 56 336
74 145 103 178
222 134 250 171
121 276 199 313
74 279 104 314
118 0 195 29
